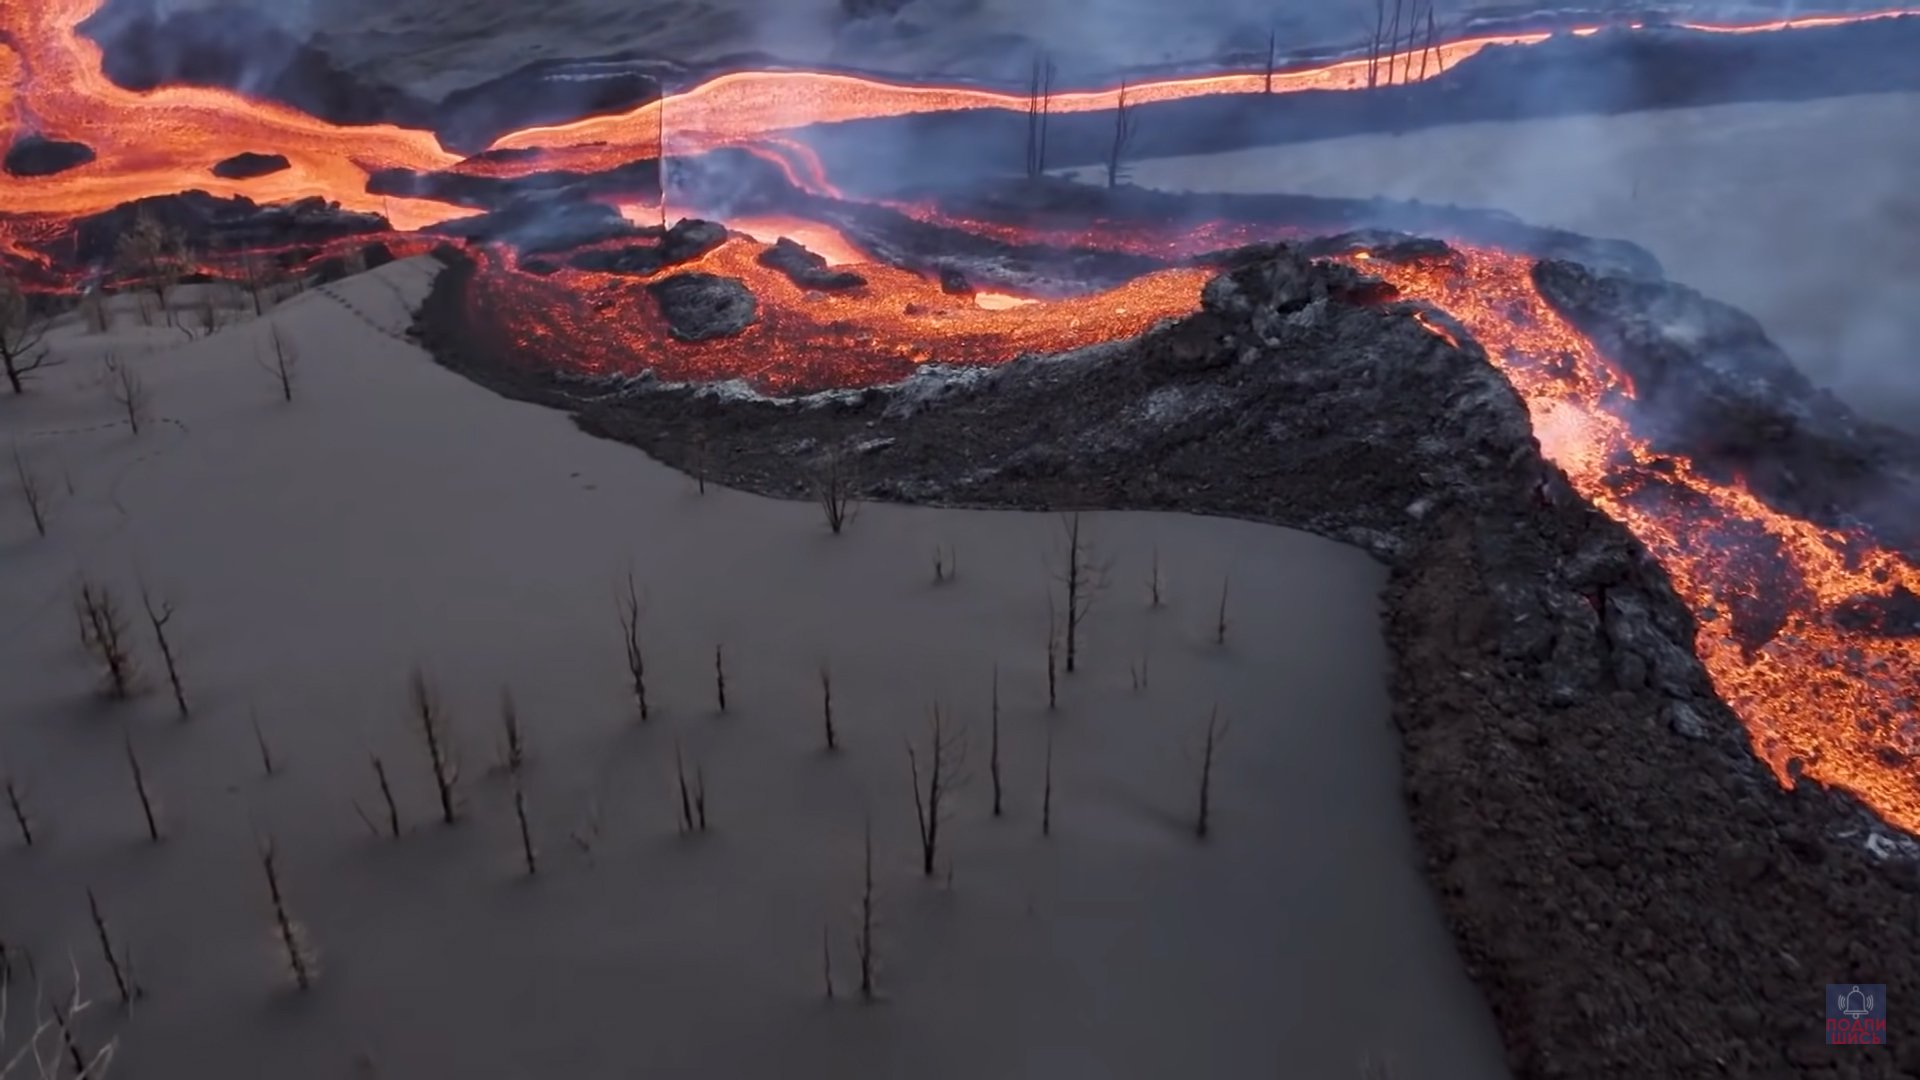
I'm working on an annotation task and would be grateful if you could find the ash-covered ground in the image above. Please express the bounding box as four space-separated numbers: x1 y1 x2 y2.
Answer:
414 210 1920 1075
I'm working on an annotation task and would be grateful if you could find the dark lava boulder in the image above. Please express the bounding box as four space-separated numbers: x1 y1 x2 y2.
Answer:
5 135 96 177
938 267 973 295
568 219 729 277
211 152 290 180
647 273 758 341
756 238 866 291
659 219 728 264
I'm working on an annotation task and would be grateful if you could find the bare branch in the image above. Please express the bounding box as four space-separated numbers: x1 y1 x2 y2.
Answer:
0 272 57 395
12 444 49 538
615 570 650 722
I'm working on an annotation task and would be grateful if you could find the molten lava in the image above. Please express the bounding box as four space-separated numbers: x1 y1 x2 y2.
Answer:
4 0 1918 831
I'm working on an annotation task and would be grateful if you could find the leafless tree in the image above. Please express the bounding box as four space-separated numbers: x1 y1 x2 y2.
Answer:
819 664 838 751
512 774 536 877
12 445 48 538
813 449 857 535
1264 27 1279 93
258 836 315 990
855 816 877 1001
713 643 728 713
84 891 137 1006
1105 80 1137 189
498 688 525 775
1385 0 1406 85
0 271 56 395
1051 513 1110 674
1214 575 1232 646
1147 545 1163 608
115 212 189 328
690 430 709 495
4 776 32 847
75 580 136 699
256 326 297 403
250 709 278 778
238 251 274 317
672 738 708 835
1044 597 1059 711
989 666 1002 817
1195 706 1229 840
615 570 650 723
138 584 188 719
1368 0 1386 87
370 755 400 839
100 355 149 436
122 735 160 843
408 667 459 825
906 704 967 877
1024 52 1056 179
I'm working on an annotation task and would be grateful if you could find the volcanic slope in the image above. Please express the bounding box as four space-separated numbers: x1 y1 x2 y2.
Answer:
0 260 1507 1080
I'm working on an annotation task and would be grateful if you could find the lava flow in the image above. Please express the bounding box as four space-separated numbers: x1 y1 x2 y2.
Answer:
3 0 1918 832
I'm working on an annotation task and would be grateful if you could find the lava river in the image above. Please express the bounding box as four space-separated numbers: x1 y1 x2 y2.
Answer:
3 0 1918 831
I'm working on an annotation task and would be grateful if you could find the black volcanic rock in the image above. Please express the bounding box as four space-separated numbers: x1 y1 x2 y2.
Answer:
61 192 385 264
647 273 758 341
5 135 96 177
938 267 973 295
755 237 866 291
211 152 290 180
567 219 729 276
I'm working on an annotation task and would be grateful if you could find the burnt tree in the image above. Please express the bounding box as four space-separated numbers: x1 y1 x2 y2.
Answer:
616 570 651 722
408 667 460 825
1052 512 1110 674
1024 52 1056 179
1105 80 1137 190
906 704 967 876
0 270 56 394
140 584 190 719
76 579 137 699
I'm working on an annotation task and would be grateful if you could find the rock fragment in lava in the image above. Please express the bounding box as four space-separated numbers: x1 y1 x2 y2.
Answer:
756 238 866 291
569 219 731 277
938 267 973 296
4 135 96 177
1833 585 1920 638
647 273 758 341
211 152 291 180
